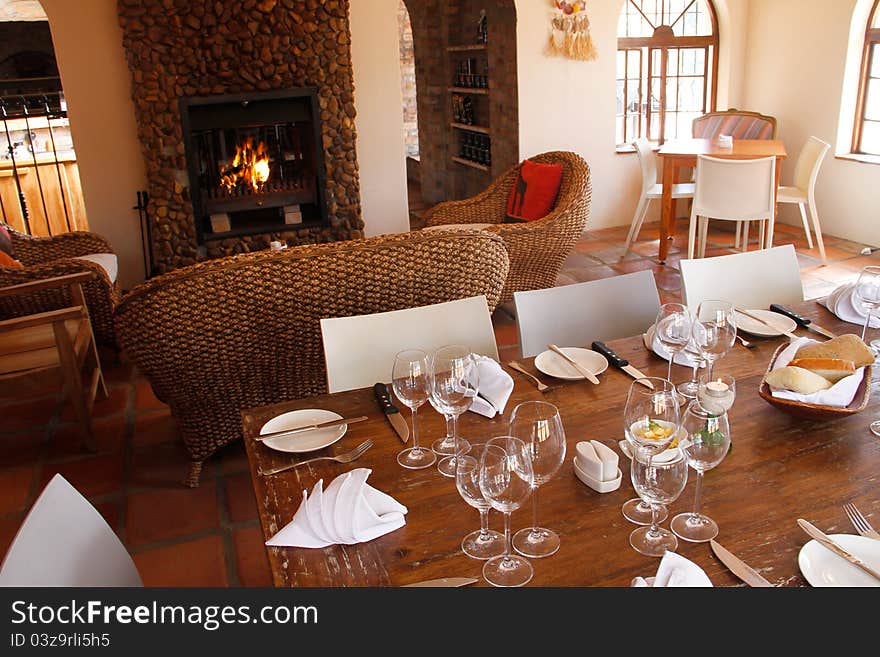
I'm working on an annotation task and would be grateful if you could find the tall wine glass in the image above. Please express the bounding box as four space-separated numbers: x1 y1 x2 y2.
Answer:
655 303 692 384
392 349 435 469
693 300 737 382
510 401 566 558
670 400 731 543
429 345 478 477
478 436 534 587
677 334 706 399
621 377 680 525
854 266 880 344
455 441 505 560
629 444 689 557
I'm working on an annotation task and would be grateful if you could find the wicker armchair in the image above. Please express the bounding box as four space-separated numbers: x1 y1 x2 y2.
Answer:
422 151 591 302
114 230 509 487
0 227 120 346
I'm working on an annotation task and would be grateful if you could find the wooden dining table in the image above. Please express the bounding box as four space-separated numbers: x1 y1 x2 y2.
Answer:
241 299 879 587
656 138 788 263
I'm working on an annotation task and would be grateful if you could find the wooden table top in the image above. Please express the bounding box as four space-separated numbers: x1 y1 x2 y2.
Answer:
657 138 787 159
242 300 879 587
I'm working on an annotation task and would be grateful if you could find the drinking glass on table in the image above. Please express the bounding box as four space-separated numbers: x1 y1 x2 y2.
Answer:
509 401 566 558
392 349 436 469
670 400 731 543
629 444 689 557
693 300 737 382
854 265 880 347
478 436 534 587
677 335 707 400
655 303 692 384
454 441 505 560
429 345 478 477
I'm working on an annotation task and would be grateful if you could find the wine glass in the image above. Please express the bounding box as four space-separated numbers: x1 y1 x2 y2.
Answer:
621 377 680 525
693 300 737 382
655 303 692 384
510 401 566 558
429 345 478 477
629 444 689 557
670 400 731 543
454 441 505 560
677 334 707 399
854 266 880 344
478 436 534 587
392 349 436 469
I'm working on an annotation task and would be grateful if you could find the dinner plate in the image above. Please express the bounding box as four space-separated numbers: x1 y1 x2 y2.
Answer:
797 533 880 587
733 309 797 337
534 347 608 381
259 408 347 453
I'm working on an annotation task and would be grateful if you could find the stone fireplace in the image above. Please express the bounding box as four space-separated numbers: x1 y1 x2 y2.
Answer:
117 0 363 274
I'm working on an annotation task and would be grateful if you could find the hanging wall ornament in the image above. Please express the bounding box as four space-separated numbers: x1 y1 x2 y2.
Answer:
546 1 597 61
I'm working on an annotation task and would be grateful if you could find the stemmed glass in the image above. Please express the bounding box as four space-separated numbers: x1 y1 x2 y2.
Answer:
854 266 880 346
677 335 707 399
392 349 436 469
429 345 478 477
693 300 737 382
655 303 692 384
478 436 534 587
454 441 505 560
510 401 566 558
621 377 680 525
671 400 731 543
629 444 689 557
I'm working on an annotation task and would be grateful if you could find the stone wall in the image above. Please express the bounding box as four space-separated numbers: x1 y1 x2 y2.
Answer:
397 0 419 158
116 0 362 273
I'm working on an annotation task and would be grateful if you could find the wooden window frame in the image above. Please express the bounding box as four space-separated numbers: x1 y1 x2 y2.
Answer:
852 0 880 155
616 0 719 148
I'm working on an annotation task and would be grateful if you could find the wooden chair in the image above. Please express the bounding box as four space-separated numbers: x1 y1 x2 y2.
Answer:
0 272 107 449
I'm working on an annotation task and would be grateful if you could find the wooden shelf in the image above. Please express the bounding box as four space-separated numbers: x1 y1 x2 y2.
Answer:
450 122 490 134
446 44 487 52
448 86 489 95
451 156 490 172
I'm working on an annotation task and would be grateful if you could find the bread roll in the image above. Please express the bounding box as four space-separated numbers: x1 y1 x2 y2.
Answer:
788 357 855 383
764 366 833 394
794 334 874 367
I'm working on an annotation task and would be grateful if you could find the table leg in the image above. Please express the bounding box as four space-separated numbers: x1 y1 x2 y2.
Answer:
660 158 677 263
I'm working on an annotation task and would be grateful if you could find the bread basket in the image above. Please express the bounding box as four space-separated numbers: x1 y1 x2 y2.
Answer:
758 343 873 420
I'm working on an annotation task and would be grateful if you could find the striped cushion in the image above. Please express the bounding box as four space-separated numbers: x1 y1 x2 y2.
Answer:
693 114 775 140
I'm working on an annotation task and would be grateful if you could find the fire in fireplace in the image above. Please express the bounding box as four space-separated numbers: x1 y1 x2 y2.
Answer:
179 88 328 245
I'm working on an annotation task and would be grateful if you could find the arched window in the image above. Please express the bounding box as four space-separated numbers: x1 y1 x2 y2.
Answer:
853 0 880 155
616 0 718 147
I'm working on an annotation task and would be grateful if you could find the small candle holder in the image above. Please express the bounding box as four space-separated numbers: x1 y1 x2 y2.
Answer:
697 374 736 415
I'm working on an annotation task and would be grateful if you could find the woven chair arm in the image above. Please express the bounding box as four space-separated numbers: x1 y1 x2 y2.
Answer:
422 168 518 227
11 230 115 265
0 258 114 292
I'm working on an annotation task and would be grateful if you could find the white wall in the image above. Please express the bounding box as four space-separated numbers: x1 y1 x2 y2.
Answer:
743 0 880 247
348 0 410 237
40 0 147 290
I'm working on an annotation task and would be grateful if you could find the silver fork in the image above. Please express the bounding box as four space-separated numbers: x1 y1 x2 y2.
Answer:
843 502 880 540
259 439 374 476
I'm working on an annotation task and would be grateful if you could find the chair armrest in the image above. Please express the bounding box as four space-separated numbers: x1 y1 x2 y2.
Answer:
422 168 518 227
0 271 95 298
11 231 115 265
0 305 84 331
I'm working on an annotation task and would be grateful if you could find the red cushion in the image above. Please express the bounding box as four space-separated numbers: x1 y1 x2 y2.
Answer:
0 250 22 268
0 223 15 260
505 160 564 222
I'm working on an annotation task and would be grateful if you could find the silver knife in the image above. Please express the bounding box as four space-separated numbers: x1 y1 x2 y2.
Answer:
769 304 837 339
591 341 653 389
402 577 478 587
797 519 880 582
710 539 773 587
373 382 409 443
256 415 368 442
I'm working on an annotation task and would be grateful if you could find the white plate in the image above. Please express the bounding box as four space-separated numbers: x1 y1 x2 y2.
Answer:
798 533 880 587
534 347 608 381
259 409 347 453
733 309 797 337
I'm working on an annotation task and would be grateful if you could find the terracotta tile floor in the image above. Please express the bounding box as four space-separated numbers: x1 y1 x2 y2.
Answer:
1 220 877 586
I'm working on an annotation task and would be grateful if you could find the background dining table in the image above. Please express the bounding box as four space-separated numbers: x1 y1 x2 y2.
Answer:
656 138 788 263
241 299 878 587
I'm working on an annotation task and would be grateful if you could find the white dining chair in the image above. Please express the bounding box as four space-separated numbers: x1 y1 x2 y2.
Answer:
688 154 777 259
776 136 831 264
623 137 695 253
0 474 142 587
320 295 499 393
679 244 804 311
513 271 661 358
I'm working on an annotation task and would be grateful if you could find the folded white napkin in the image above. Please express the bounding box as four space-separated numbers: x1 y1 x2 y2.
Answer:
631 551 713 587
768 336 865 407
266 468 407 548
469 355 514 418
644 324 704 368
824 283 880 329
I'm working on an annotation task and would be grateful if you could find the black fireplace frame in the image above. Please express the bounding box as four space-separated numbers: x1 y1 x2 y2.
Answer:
179 87 328 245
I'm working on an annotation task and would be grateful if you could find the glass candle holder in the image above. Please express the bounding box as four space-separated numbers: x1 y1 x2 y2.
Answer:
697 374 736 415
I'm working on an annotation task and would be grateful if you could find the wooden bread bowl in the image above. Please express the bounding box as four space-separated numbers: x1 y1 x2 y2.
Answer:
758 343 873 420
